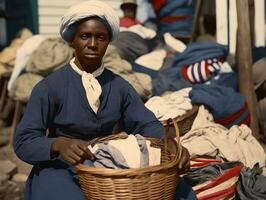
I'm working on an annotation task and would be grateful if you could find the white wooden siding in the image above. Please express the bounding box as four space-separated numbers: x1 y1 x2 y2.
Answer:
38 0 122 36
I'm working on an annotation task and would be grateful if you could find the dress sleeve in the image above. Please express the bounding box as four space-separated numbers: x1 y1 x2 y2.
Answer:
13 80 56 165
120 83 164 140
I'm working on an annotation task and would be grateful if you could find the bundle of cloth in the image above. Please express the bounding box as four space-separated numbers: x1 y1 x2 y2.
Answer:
152 41 238 96
112 24 160 63
172 41 228 68
0 29 32 77
189 84 250 128
236 163 266 200
131 33 187 73
183 161 244 200
145 87 192 121
103 45 153 100
181 105 265 168
149 0 195 37
8 36 73 102
25 37 73 76
84 133 161 169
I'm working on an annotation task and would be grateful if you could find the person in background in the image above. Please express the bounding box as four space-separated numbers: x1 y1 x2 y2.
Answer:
120 0 141 27
13 1 194 199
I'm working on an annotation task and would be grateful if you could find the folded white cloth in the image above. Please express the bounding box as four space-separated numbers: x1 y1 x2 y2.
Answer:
145 88 193 121
70 58 103 113
60 0 119 42
164 33 187 53
135 49 167 71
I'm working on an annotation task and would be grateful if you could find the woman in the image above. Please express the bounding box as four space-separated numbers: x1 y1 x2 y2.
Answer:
13 1 194 199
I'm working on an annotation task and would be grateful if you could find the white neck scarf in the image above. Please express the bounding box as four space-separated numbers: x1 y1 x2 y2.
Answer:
70 58 104 114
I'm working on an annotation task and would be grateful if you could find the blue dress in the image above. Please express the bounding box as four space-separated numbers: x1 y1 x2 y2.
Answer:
13 65 196 200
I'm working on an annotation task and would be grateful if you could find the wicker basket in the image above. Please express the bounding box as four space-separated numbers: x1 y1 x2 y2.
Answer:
75 120 182 200
162 105 199 137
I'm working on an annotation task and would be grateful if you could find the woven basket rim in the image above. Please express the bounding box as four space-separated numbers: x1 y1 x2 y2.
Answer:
161 105 199 126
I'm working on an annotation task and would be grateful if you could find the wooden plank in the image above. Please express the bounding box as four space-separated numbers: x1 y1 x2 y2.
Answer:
38 0 83 7
39 16 61 25
236 0 260 138
39 25 60 35
254 0 265 46
229 0 237 55
38 0 122 36
39 0 121 9
216 0 228 45
39 7 67 16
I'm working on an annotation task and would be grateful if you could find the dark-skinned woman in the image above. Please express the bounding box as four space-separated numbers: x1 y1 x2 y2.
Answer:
13 1 195 199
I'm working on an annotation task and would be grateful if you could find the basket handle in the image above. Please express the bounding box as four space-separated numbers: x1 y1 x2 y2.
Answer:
164 118 182 161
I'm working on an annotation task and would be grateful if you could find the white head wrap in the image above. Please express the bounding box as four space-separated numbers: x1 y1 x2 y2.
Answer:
59 0 120 42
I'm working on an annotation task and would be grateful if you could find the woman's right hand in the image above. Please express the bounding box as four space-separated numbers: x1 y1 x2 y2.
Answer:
51 137 95 165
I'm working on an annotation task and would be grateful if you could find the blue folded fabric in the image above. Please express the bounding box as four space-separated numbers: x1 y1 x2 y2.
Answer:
172 42 228 68
152 66 238 96
189 85 250 128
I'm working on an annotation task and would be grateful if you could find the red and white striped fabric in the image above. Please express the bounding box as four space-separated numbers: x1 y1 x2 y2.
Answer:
182 58 223 84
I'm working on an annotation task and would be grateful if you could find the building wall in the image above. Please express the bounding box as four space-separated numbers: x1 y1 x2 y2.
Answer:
38 0 122 37
0 0 6 46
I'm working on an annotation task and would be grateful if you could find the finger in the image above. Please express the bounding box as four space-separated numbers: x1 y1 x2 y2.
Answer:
61 154 79 165
76 143 95 160
66 150 83 163
83 148 95 160
71 145 86 157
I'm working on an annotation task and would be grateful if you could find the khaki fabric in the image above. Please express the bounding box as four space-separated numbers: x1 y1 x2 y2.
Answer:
103 45 152 100
0 28 32 76
9 73 43 103
26 37 73 76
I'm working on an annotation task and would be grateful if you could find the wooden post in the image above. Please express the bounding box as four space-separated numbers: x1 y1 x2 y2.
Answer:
190 0 203 42
248 0 255 46
236 0 260 138
9 100 24 146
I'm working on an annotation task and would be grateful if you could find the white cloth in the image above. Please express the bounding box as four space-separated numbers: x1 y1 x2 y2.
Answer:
181 105 266 168
163 33 187 53
146 140 161 166
60 0 119 42
7 35 46 91
219 61 233 73
120 24 156 39
135 49 167 71
108 135 141 168
70 58 103 113
145 88 193 121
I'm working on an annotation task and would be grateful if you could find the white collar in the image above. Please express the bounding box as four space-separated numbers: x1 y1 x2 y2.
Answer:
70 58 104 77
